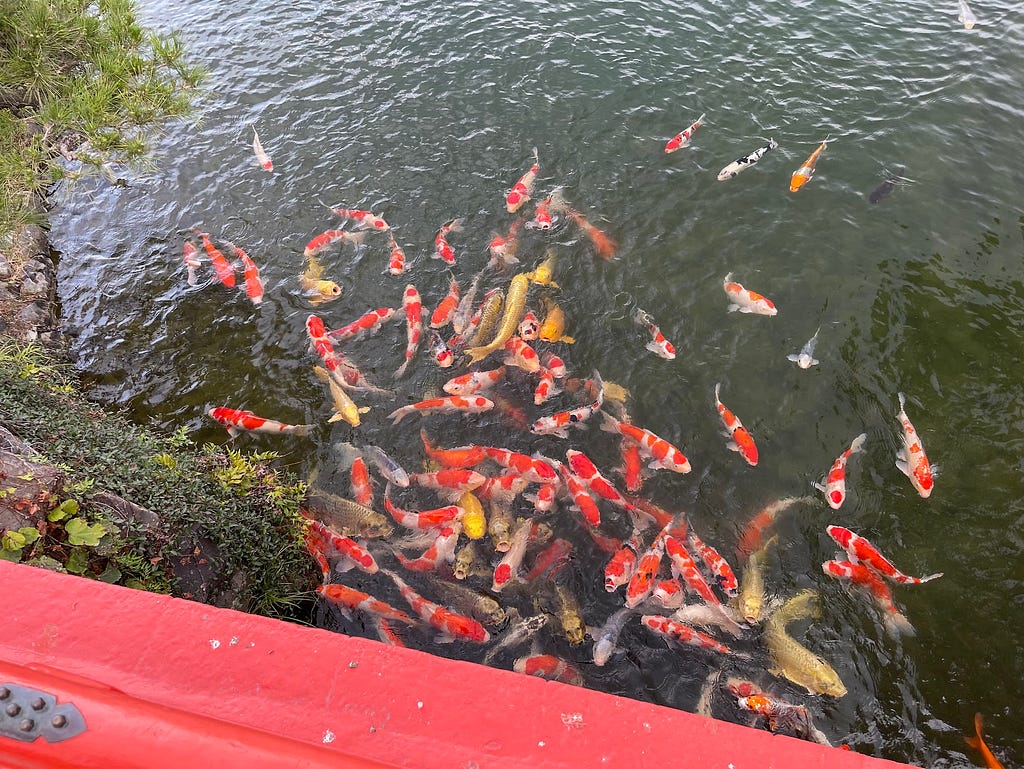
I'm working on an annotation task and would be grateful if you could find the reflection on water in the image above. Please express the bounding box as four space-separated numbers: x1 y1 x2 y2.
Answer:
49 0 1024 764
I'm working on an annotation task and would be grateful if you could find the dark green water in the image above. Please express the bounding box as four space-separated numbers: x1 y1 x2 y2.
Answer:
49 0 1023 764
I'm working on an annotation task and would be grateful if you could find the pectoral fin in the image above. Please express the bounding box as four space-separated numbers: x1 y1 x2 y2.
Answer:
895 458 910 478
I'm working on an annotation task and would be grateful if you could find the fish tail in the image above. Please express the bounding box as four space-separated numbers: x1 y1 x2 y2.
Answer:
696 112 707 123
897 391 907 411
561 334 576 344
394 360 411 380
464 345 492 365
531 146 539 163
918 572 944 583
883 610 916 638
291 424 316 438
965 713 985 750
599 410 620 433
850 433 868 453
714 382 722 402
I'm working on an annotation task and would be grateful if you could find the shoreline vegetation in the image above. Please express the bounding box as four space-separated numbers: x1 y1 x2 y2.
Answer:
0 0 316 616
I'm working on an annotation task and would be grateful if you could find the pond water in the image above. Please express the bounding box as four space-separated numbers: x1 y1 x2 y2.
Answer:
49 0 1023 764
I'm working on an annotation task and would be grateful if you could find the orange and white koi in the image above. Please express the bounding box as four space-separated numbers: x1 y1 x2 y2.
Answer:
556 462 601 527
619 432 644 493
541 351 566 379
506 147 539 213
566 208 617 260
821 559 915 637
528 188 567 232
635 308 675 360
625 535 666 608
605 531 642 592
303 229 365 259
192 229 236 288
384 569 490 643
226 242 264 305
723 273 777 316
965 713 1005 769
826 525 943 584
524 480 558 513
517 309 540 341
565 449 632 510
207 406 313 439
815 433 866 509
251 125 273 171
430 276 460 329
373 617 407 647
428 331 454 368
433 218 462 265
488 219 524 268
531 371 604 438
895 391 936 498
350 455 374 506
317 584 414 624
600 413 691 473
384 490 463 533
665 534 720 604
513 653 584 686
714 383 759 466
642 615 732 655
407 468 487 494
664 112 706 154
394 284 422 379
476 473 530 508
386 232 406 275
492 518 532 592
420 429 487 469
481 447 557 484
688 530 738 598
789 136 830 193
533 367 562 405
305 518 378 574
328 307 396 344
388 394 494 425
442 366 505 396
624 496 679 532
181 239 201 286
735 496 806 562
397 522 462 572
330 206 389 231
503 337 540 372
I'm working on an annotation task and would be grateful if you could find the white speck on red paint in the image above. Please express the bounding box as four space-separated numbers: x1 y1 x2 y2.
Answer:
561 712 584 729
229 636 239 646
209 639 220 649
538 741 546 747
323 729 335 744
417 701 423 709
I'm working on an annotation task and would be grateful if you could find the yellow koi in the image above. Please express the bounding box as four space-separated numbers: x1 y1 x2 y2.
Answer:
465 273 530 364
539 296 576 344
764 589 847 697
458 490 487 540
313 366 368 426
526 251 559 288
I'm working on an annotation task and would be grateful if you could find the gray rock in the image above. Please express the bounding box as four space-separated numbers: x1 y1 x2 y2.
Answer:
19 271 50 298
0 254 11 281
18 300 51 328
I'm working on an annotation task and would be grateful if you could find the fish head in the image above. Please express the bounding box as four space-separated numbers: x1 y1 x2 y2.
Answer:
562 612 586 645
739 594 764 625
812 663 848 698
312 281 343 302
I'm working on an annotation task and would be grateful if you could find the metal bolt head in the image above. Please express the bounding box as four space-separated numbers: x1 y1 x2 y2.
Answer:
30 697 46 711
0 687 9 700
51 714 67 728
18 719 34 732
5 703 21 717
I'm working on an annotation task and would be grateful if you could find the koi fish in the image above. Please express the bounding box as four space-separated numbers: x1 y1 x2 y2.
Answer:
386 232 406 275
868 166 906 204
456 491 486 540
384 488 463 531
396 522 462 572
503 337 540 372
481 447 557 484
524 481 558 513
664 112 706 153
557 463 602 528
651 577 686 609
506 147 539 213
430 580 506 628
517 309 540 341
688 530 738 598
330 206 389 231
307 316 391 395
665 535 720 604
452 540 479 579
388 395 494 425
313 366 368 426
566 208 617 260
787 327 820 368
305 518 378 574
528 188 568 231
539 298 575 344
192 229 236 288
815 433 866 509
513 653 584 686
635 308 675 360
524 538 573 583
225 242 264 305
328 307 396 344
466 288 504 348
488 219 525 269
672 603 746 637
361 444 410 487
826 525 943 584
542 582 587 645
349 454 373 506
821 560 915 637
723 272 777 315
525 252 559 288
317 584 414 624
735 497 807 562
895 391 936 498
591 607 634 666
181 239 201 286
600 412 691 473
717 139 778 181
464 273 530 365
207 406 313 439
299 251 342 305
303 489 393 539
452 270 485 335
394 284 423 379
430 276 460 329
532 371 604 438
738 534 777 624
642 615 732 655
714 383 759 466
426 332 453 368
442 366 506 396
735 694 824 743
303 229 365 259
533 367 562 405
433 218 462 265
251 125 273 171
965 714 1005 769
384 569 490 643
958 0 977 29
619 438 644 492
407 468 487 494
492 518 532 592
764 590 847 697
476 473 530 507
625 534 666 608
789 136 830 192
565 449 631 509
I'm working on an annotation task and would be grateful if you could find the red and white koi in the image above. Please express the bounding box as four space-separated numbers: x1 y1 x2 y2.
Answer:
528 188 568 231
492 518 532 592
541 351 567 379
407 468 487 494
554 462 601 527
634 308 675 360
517 309 540 341
604 530 642 592
430 276 460 329
641 615 732 655
330 206 390 231
305 519 378 574
619 434 644 493
373 617 407 647
503 337 540 372
531 371 604 438
251 125 273 171
396 522 462 572
429 331 454 368
664 112 706 154
388 395 494 425
384 489 463 531
384 569 490 643
665 534 720 604
308 316 390 394
826 525 943 584
723 273 777 316
207 406 313 439
303 229 365 259
895 392 936 498
735 496 805 563
625 535 667 609
506 147 539 213
714 383 759 467
316 584 414 624
481 447 557 484
488 219 524 268
433 218 463 265
394 284 422 379
524 481 558 513
386 232 406 275
821 559 916 637
513 653 584 686
350 455 374 507
815 433 867 509
328 307 396 344
565 208 617 260
688 530 738 598
192 229 236 288
226 242 264 305
600 413 691 473
565 450 632 509
442 366 506 396
523 538 573 584
651 577 686 610
181 239 201 286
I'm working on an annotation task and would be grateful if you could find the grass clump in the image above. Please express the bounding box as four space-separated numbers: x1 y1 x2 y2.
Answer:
0 341 315 617
0 0 204 240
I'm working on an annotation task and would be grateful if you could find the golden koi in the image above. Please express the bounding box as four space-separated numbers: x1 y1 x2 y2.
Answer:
313 365 368 426
764 590 847 697
464 273 530 364
539 296 576 344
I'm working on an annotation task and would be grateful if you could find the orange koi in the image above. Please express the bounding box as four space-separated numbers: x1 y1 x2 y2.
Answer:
305 518 378 574
407 468 487 494
488 218 524 268
600 412 691 473
430 275 460 328
506 147 539 213
789 136 830 193
566 208 617 260
350 455 373 507
226 242 263 305
317 584 414 624
388 395 494 425
665 535 720 604
565 449 632 510
965 714 1005 769
604 530 642 592
328 307 396 344
384 488 464 531
384 569 490 643
181 239 201 286
491 518 531 592
815 433 866 509
531 371 603 438
688 530 738 598
625 534 666 608
664 112 706 153
420 429 487 468
503 337 540 372
396 522 462 571
557 463 602 528
714 383 759 466
192 229 236 288
303 229 365 259
207 406 312 439
821 559 915 637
